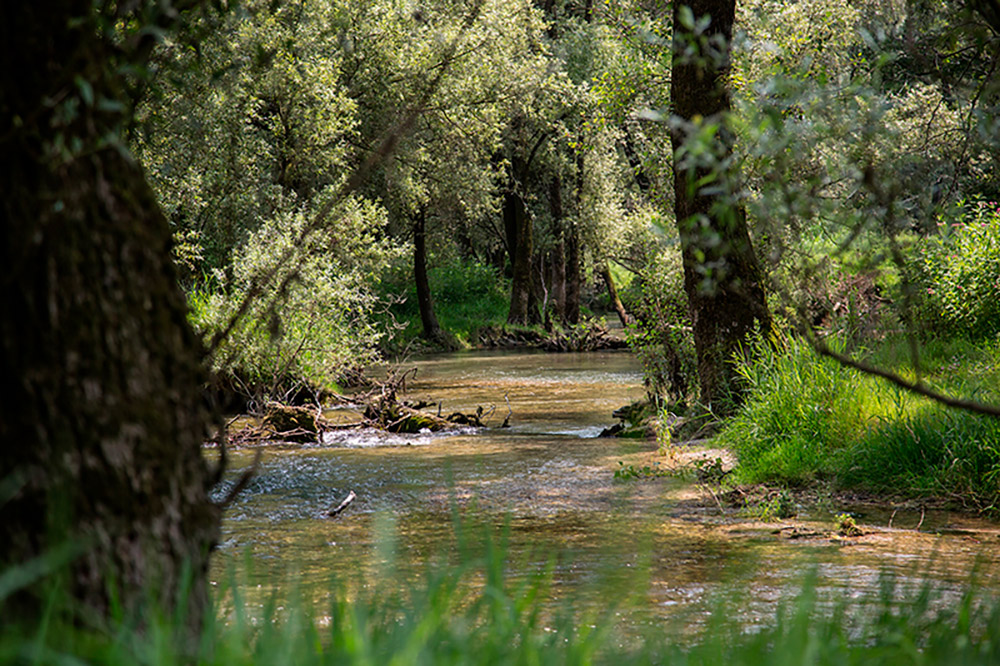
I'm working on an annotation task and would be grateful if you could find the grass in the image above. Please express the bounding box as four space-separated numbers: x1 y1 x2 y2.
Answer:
378 258 510 351
6 516 1000 665
720 334 1000 509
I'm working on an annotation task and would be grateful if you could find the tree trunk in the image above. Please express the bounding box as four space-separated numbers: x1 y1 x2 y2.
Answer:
563 150 585 326
670 0 770 410
1 1 220 628
412 208 443 342
549 177 567 320
505 184 536 325
622 125 654 198
601 262 630 327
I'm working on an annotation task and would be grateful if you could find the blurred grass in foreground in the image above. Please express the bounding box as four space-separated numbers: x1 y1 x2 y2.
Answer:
4 512 1000 665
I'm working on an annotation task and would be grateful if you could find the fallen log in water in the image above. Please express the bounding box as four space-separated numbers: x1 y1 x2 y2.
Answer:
221 367 506 446
363 395 491 432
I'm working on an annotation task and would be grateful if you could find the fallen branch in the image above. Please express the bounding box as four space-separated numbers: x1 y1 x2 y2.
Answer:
327 490 356 517
216 450 262 510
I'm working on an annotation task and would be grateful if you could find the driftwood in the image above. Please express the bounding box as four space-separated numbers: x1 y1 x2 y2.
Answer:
362 395 493 432
222 367 508 446
327 490 356 517
347 366 499 432
540 323 628 352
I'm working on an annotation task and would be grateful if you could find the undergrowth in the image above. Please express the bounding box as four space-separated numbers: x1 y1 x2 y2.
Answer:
721 335 1000 510
377 257 510 351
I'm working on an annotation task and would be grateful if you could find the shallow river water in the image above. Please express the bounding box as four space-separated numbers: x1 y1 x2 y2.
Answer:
210 349 1000 626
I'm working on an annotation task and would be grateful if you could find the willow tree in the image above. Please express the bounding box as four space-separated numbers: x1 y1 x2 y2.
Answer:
670 0 770 410
1 0 221 626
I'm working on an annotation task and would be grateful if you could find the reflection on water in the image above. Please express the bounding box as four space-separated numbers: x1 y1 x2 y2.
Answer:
210 349 1000 623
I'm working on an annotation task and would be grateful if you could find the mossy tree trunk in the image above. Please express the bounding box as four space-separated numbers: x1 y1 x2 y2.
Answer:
1 0 220 629
670 0 770 410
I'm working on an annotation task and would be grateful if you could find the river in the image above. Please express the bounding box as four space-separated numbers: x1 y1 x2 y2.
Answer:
209 349 1000 628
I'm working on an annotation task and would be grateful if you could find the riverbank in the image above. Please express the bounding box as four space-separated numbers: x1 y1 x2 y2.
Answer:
612 440 1000 544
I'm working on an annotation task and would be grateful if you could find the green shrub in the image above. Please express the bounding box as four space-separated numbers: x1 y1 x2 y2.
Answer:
845 406 1000 509
623 248 696 406
190 193 400 403
914 200 1000 340
721 335 872 485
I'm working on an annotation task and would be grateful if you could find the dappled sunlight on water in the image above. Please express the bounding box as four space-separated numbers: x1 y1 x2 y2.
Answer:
210 349 1000 627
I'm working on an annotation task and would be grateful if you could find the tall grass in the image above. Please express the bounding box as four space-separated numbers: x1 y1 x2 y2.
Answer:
721 335 1000 508
5 518 1000 664
378 257 510 350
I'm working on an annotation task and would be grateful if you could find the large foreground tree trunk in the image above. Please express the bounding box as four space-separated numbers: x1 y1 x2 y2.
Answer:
670 0 770 410
1 0 220 628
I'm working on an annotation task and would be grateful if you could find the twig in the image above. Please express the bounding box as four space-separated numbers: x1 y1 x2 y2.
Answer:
888 508 898 529
700 483 725 515
327 490 356 517
807 336 1000 418
916 507 926 531
216 450 261 509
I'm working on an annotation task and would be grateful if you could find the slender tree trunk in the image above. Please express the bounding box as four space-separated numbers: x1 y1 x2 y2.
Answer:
622 125 654 198
412 208 443 342
564 150 585 326
505 168 537 325
600 262 630 327
564 221 581 325
1 0 219 627
670 0 770 410
549 176 567 320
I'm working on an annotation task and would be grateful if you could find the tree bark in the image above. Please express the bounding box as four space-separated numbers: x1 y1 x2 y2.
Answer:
412 208 443 342
564 150 585 326
1 0 220 628
670 0 770 410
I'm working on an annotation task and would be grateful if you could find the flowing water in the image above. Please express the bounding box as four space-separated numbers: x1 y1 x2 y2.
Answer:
210 349 1000 626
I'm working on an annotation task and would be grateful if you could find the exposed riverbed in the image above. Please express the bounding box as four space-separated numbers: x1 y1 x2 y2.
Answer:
209 349 1000 627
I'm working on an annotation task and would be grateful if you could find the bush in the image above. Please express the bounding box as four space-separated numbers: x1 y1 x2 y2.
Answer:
914 200 1000 340
191 193 400 404
721 335 872 485
623 247 696 406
